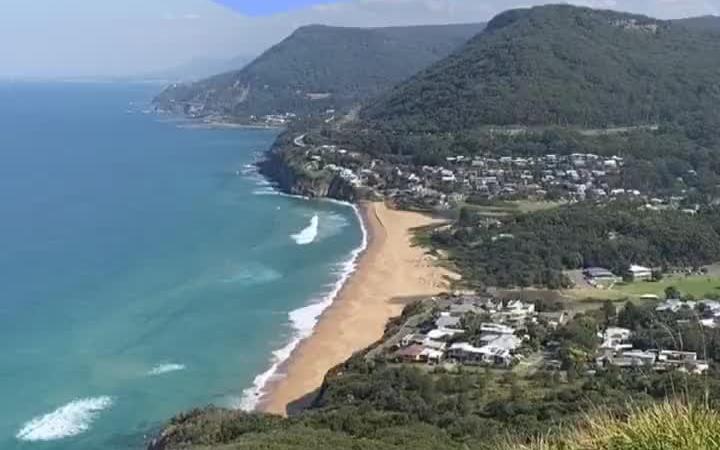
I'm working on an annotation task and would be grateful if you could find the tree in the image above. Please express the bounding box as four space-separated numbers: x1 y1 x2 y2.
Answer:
601 300 617 327
665 286 681 300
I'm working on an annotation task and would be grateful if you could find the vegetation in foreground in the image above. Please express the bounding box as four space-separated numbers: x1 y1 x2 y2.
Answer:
149 297 720 450
505 402 720 450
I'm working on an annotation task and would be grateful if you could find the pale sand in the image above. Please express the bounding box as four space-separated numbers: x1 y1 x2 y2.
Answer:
259 201 454 415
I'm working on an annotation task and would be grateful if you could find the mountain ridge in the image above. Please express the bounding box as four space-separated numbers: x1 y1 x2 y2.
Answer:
360 5 720 132
153 22 485 121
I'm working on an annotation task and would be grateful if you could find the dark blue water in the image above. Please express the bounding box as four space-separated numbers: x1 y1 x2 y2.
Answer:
0 83 363 450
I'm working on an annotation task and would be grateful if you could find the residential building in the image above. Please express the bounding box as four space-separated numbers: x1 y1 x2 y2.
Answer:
628 264 653 281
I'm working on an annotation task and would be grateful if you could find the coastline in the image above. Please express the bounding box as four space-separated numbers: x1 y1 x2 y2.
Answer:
237 199 368 411
257 201 454 416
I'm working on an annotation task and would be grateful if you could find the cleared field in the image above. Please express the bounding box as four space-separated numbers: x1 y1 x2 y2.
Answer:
613 275 720 299
462 200 563 217
565 274 720 302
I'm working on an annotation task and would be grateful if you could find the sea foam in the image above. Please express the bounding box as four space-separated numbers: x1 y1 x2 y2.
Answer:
291 215 319 245
238 202 368 411
16 396 114 442
148 363 186 376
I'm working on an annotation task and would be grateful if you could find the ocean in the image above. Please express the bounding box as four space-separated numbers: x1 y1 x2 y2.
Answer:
0 83 364 450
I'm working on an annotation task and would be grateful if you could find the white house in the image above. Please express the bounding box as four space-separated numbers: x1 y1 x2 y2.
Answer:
628 264 653 281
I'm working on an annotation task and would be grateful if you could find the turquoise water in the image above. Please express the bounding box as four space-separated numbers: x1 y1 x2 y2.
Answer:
0 83 363 450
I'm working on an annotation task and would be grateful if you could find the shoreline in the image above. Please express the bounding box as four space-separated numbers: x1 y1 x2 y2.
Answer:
237 199 368 411
257 201 453 416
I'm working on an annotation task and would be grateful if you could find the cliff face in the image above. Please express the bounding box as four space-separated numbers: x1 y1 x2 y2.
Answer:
257 150 358 202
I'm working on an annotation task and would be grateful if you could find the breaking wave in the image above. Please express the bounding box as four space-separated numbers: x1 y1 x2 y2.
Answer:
16 396 114 442
147 363 186 376
291 215 319 245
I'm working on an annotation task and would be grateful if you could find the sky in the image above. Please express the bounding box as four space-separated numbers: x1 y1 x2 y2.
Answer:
0 0 718 79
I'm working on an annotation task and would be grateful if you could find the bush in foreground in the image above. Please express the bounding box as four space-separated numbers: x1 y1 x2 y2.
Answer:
508 402 720 450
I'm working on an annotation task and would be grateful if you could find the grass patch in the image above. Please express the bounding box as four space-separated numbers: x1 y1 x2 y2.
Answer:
461 199 562 218
613 275 720 299
504 402 720 450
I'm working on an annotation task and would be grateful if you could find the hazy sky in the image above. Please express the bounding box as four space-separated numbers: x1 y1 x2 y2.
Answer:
0 0 718 78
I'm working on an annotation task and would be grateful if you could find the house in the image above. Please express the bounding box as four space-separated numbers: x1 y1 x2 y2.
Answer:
600 327 633 351
420 348 444 364
583 267 617 283
597 349 656 368
400 333 425 347
449 303 484 316
394 344 425 363
496 300 535 326
436 313 462 329
657 350 697 363
655 350 708 374
537 311 567 328
628 264 653 281
480 323 516 335
422 338 447 351
448 335 521 367
427 328 463 340
656 299 695 313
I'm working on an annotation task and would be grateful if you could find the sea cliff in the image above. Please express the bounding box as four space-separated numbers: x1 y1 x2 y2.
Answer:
257 145 359 202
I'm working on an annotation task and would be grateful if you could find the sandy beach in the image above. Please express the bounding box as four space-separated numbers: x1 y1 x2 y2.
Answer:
259 201 454 415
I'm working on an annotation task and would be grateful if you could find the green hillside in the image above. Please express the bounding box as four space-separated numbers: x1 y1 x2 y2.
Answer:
153 23 484 120
675 15 720 32
361 5 720 132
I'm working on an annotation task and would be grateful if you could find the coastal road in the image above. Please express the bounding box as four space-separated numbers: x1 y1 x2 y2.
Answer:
293 134 307 148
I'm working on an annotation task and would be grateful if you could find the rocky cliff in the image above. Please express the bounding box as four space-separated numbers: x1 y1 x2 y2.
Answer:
257 149 358 202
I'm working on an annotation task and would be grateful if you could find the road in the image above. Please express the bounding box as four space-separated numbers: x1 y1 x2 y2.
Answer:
293 134 307 148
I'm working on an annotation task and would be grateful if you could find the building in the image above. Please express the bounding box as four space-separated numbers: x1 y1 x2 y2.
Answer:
448 334 521 367
393 344 443 364
600 327 633 351
537 311 567 328
394 344 426 363
480 323 516 335
495 300 535 326
628 264 653 281
583 267 617 283
436 313 462 329
400 333 425 347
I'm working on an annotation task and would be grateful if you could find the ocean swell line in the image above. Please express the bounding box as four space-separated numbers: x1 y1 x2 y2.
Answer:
237 201 368 412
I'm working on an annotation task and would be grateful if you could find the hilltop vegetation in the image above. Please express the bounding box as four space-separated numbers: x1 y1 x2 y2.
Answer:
431 202 720 289
154 23 484 120
362 5 720 133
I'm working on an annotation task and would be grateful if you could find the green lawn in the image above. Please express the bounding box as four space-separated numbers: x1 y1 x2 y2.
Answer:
612 275 720 299
461 200 563 218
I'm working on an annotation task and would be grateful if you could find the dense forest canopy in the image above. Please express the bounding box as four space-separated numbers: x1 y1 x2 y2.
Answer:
153 23 485 119
361 5 720 133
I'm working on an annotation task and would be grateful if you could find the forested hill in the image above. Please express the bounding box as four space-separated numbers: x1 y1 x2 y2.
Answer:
360 5 720 132
153 23 485 120
674 15 720 32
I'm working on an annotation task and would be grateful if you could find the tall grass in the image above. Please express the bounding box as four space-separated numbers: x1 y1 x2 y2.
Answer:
505 402 720 450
